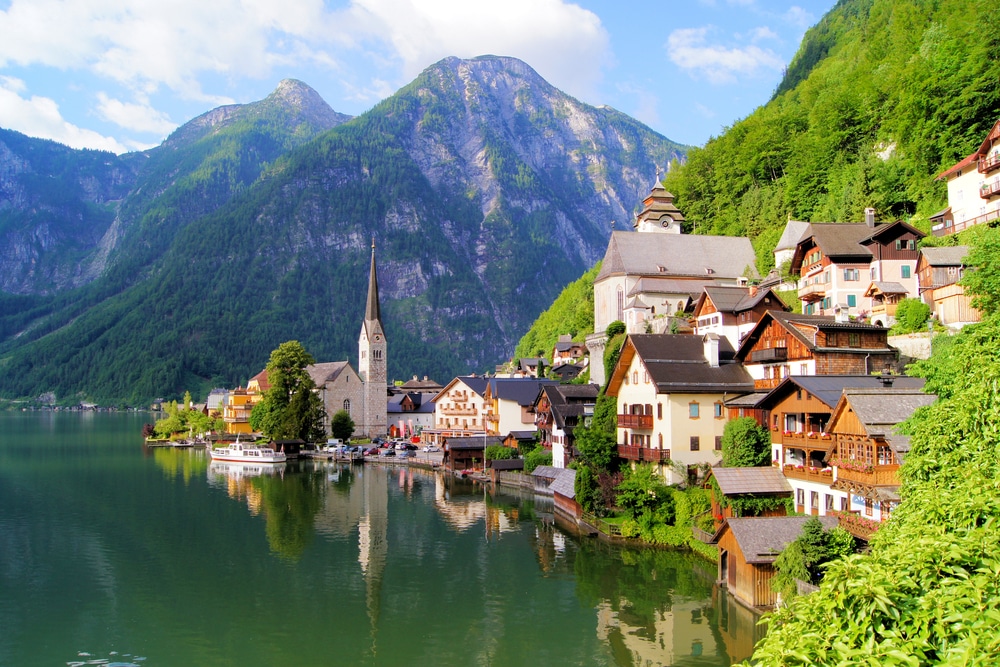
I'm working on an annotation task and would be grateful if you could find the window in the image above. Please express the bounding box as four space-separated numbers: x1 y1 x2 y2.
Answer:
714 402 724 418
690 436 700 451
343 399 351 413
811 491 819 510
632 371 639 385
895 239 903 251
908 239 916 250
689 402 700 419
901 265 911 279
847 294 857 307
825 494 834 511
715 436 723 451
659 433 663 447
823 270 830 284
864 497 874 516
657 403 663 420
841 496 849 511
843 268 859 281
849 333 860 347
797 489 805 507
643 370 649 383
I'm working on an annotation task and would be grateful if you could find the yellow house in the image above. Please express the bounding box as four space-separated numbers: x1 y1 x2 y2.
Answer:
606 333 754 485
223 370 269 434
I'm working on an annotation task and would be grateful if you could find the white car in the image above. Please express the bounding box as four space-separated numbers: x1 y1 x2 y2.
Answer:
422 445 441 453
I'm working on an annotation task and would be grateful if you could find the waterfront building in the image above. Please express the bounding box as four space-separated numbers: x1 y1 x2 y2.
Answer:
358 241 388 439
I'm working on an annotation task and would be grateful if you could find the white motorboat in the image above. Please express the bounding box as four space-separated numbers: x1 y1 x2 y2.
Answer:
207 441 286 463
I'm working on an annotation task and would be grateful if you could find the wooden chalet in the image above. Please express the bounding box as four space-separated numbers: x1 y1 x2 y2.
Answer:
708 467 792 531
711 516 838 609
549 468 580 520
442 435 503 471
735 311 897 390
692 285 789 350
864 281 908 328
827 387 936 540
916 246 981 329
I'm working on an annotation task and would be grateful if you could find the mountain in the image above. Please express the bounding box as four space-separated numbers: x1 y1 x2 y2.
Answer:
0 58 687 404
514 0 1000 360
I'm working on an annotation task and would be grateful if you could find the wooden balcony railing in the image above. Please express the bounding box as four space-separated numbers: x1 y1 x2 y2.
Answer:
932 207 1000 236
754 378 782 390
617 445 671 462
798 281 827 301
750 347 788 363
981 180 1000 199
979 153 1000 174
832 510 881 541
782 464 833 484
440 407 479 415
834 464 900 486
618 413 653 429
780 432 833 448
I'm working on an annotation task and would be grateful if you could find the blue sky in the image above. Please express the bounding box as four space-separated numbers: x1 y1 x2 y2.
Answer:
0 0 837 154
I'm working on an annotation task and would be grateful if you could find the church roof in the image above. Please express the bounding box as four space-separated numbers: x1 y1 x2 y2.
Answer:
595 231 758 283
775 220 810 252
307 361 353 386
362 241 384 340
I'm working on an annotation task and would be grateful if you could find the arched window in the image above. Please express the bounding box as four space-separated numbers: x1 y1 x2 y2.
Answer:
617 286 624 321
343 399 351 414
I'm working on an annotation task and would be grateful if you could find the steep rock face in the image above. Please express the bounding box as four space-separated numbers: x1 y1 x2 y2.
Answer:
0 59 687 403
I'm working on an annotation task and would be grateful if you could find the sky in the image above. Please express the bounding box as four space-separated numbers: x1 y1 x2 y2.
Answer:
0 0 839 155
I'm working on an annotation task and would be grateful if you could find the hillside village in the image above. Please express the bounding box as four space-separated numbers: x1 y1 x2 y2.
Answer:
181 117 1000 614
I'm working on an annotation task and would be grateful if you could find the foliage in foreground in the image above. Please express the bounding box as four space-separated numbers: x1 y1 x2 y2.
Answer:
771 517 855 602
747 232 1000 665
250 341 326 442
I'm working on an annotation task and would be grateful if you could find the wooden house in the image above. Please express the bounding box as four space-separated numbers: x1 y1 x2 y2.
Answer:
916 246 981 329
550 468 580 520
711 516 838 609
735 310 897 390
532 383 599 468
442 435 503 471
707 467 791 531
692 285 789 350
827 387 935 539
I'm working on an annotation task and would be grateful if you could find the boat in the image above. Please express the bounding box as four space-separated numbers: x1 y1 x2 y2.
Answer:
207 441 287 463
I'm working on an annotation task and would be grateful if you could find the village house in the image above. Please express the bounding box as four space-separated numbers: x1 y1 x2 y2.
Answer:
772 219 811 290
442 435 504 471
711 516 838 609
826 386 936 540
790 212 925 321
552 334 587 365
607 333 754 485
484 377 557 440
532 383 599 468
916 245 981 329
692 285 790 350
735 310 897 391
931 118 1000 236
752 374 925 517
424 375 490 445
586 181 758 386
386 391 435 439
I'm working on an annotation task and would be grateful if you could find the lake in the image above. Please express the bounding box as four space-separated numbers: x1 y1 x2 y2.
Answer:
0 412 763 666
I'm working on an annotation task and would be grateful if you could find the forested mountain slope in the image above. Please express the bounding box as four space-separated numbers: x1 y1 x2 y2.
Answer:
664 0 1000 274
0 58 686 404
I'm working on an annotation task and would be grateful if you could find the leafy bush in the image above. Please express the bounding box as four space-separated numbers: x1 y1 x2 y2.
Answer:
522 445 551 473
891 297 931 334
484 445 517 461
721 417 771 467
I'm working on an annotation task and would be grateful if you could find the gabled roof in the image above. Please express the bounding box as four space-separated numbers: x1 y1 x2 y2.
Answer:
859 219 926 245
400 376 444 392
936 119 1000 180
936 152 979 180
549 468 577 499
832 388 936 440
307 361 353 386
755 375 925 411
488 377 559 407
735 311 890 361
489 458 525 471
694 286 789 317
711 516 838 564
595 231 758 283
864 281 908 297
608 334 754 396
791 223 873 270
531 465 561 480
919 245 970 267
711 467 792 496
539 383 599 430
446 435 504 450
432 376 490 403
775 220 811 252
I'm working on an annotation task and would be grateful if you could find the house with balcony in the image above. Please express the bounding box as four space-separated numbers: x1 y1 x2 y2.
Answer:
424 375 490 445
484 377 557 441
692 285 789 350
734 310 897 390
533 383 599 468
707 467 792 532
606 333 754 485
916 246 981 329
827 386 936 540
931 118 1000 236
587 181 758 386
790 213 924 320
752 374 926 517
552 334 587 365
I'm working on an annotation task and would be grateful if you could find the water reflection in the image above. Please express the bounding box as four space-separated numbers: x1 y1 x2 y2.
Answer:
150 446 209 483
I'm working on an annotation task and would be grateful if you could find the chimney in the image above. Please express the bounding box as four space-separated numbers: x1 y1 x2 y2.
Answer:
748 284 758 297
703 333 720 368
834 305 849 323
865 207 876 228
879 374 894 388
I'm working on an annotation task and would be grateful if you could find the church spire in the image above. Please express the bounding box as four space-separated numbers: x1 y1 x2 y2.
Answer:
365 237 381 326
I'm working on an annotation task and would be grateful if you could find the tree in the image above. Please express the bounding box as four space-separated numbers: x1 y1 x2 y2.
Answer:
254 341 327 442
574 424 618 472
616 464 673 519
484 444 516 461
892 297 930 333
330 409 355 441
960 226 1000 315
721 417 771 467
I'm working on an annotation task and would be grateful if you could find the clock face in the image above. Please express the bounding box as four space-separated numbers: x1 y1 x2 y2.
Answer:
374 335 381 342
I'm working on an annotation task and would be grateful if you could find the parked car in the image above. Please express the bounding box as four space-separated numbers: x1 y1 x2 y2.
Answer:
397 450 413 459
381 448 396 457
422 445 441 453
364 447 379 456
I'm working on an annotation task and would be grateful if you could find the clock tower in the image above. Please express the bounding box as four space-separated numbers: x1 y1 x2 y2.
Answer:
359 240 387 439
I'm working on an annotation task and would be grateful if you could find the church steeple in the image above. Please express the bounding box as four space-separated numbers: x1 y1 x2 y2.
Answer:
359 238 387 440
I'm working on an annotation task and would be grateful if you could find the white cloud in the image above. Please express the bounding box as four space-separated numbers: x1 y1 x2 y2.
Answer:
96 93 177 135
749 26 779 42
784 6 814 30
0 77 129 153
666 26 784 84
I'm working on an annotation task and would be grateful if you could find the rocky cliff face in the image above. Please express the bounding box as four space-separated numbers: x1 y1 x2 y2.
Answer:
0 58 687 403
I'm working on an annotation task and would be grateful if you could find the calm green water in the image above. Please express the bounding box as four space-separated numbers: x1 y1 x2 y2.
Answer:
0 412 762 666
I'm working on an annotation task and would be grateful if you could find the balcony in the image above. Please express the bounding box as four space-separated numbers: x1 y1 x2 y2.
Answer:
782 464 833 484
834 463 900 486
618 413 653 429
979 153 1000 174
754 378 782 390
832 510 881 541
750 347 788 363
981 180 1000 199
798 281 827 302
932 207 1000 236
440 406 479 416
780 431 833 449
617 445 671 462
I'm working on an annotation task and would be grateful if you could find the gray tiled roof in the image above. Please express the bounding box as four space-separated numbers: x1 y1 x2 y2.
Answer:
775 220 811 252
714 516 838 564
867 281 908 295
596 231 758 283
802 223 874 258
920 245 970 267
307 361 351 386
756 375 925 410
628 334 754 394
489 458 525 471
712 467 792 495
531 465 561 480
627 277 713 298
549 468 576 499
491 378 559 407
446 436 504 450
842 388 936 436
